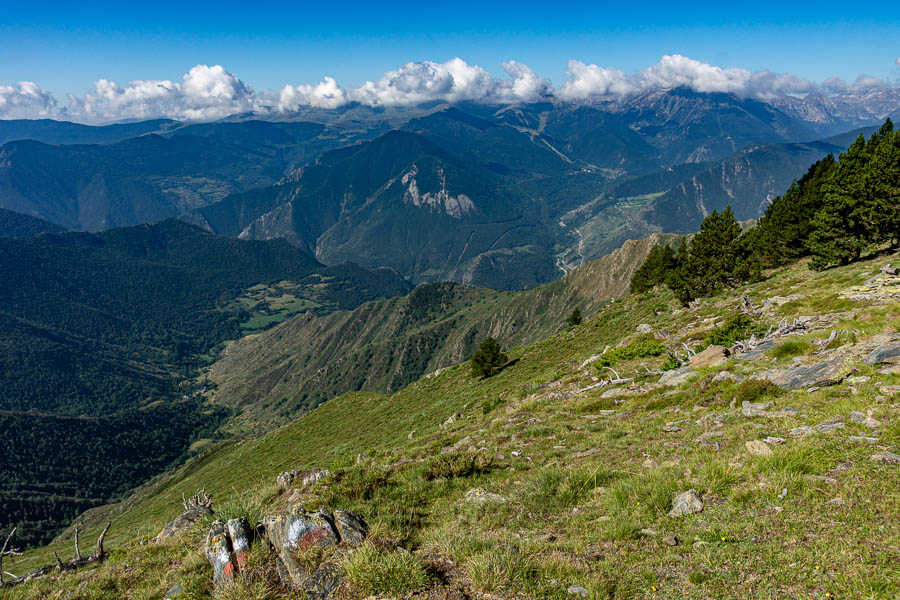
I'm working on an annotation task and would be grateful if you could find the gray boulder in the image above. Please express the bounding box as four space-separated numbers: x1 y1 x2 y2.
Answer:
154 505 211 543
755 356 854 390
668 490 703 518
864 342 900 365
262 505 339 585
658 367 698 387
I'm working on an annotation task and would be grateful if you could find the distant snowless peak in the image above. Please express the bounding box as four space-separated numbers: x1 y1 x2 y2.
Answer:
1 55 898 123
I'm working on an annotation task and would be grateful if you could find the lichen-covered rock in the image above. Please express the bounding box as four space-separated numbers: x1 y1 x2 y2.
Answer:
668 490 703 518
305 561 344 600
465 487 507 503
154 506 211 543
745 440 773 456
226 518 252 570
658 366 698 387
262 505 339 585
863 342 900 365
690 345 729 368
332 510 368 548
277 468 330 491
205 520 236 583
755 356 854 390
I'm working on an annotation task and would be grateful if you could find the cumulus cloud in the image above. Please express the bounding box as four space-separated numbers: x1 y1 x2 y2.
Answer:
0 81 57 118
2 56 897 122
562 54 819 100
68 64 258 121
278 76 347 110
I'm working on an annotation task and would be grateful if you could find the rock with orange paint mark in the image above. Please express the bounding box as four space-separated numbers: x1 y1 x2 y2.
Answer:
204 520 236 584
226 517 252 570
262 504 340 585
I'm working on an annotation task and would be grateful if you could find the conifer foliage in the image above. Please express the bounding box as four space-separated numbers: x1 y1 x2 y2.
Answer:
470 337 508 378
630 118 900 303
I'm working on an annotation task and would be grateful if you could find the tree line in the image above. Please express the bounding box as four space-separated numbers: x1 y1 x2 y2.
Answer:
631 119 899 303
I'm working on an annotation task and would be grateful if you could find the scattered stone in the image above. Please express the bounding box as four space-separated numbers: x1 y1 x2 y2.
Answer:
849 411 867 423
690 345 729 368
864 415 881 429
663 535 679 546
789 426 814 437
871 451 900 464
777 488 788 500
879 364 900 375
804 475 837 485
815 422 845 434
332 510 368 547
668 490 703 518
864 342 900 365
879 385 900 397
742 401 774 417
846 376 870 385
848 436 879 443
746 440 774 456
570 448 599 459
662 425 682 433
636 324 654 334
658 366 699 387
755 356 854 390
568 585 589 597
826 497 845 506
692 541 709 548
163 583 184 599
443 413 462 427
712 371 739 383
764 436 786 445
277 468 330 491
642 457 658 469
639 528 658 537
464 488 507 503
154 505 212 542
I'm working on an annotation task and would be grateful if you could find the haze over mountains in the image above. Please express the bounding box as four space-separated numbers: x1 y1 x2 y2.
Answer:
1 85 895 288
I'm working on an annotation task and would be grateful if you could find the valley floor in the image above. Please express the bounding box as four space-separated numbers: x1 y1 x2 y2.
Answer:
3 252 899 599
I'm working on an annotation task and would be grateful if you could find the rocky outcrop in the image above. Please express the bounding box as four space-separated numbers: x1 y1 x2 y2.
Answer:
202 503 367 597
153 506 211 543
754 355 854 390
689 345 729 368
277 468 330 491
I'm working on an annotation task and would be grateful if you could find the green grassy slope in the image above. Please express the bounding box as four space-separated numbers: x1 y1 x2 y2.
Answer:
206 234 676 432
6 251 900 599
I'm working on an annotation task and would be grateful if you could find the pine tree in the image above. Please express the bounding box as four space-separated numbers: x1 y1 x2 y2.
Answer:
470 337 508 378
809 133 879 269
674 207 742 304
630 244 678 294
567 307 583 327
868 120 900 248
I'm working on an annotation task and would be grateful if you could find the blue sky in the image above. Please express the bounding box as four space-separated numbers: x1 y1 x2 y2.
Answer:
2 0 899 97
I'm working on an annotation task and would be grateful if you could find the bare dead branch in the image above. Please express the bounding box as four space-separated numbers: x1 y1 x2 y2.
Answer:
74 528 81 560
96 521 111 557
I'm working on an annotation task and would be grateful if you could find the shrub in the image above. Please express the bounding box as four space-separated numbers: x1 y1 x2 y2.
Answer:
703 314 768 347
734 379 784 405
567 306 583 327
423 452 492 481
592 337 666 369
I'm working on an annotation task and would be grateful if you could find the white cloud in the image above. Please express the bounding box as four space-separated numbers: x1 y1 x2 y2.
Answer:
278 76 347 110
562 55 818 100
0 81 56 118
2 57 897 122
68 64 257 121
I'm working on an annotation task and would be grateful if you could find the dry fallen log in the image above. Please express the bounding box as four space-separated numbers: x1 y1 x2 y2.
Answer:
1 522 112 587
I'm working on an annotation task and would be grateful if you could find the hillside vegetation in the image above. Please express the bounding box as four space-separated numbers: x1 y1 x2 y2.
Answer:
6 245 899 598
206 234 674 432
